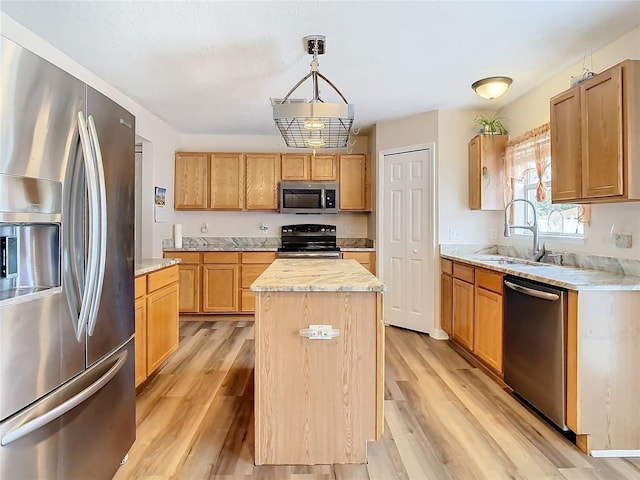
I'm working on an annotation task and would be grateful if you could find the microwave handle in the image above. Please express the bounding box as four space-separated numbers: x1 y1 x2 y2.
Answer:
321 189 326 209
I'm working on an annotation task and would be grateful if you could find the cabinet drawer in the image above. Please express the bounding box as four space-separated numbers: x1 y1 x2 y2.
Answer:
147 265 179 293
242 251 277 264
342 251 371 263
241 289 256 312
453 263 474 283
164 251 200 264
440 258 453 275
134 275 147 299
242 264 270 287
203 252 240 264
476 269 503 294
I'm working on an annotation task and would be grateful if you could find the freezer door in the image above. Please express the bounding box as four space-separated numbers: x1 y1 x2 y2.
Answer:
0 339 135 480
85 87 135 366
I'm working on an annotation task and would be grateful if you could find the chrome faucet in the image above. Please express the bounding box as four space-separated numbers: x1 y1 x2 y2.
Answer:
503 198 545 262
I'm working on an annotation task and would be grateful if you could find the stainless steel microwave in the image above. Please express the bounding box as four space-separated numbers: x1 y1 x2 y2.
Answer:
279 181 339 214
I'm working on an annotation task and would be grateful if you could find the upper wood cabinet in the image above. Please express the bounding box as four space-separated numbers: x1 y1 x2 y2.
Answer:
246 154 281 210
312 155 338 181
339 154 371 211
210 153 245 210
281 154 310 180
281 154 338 181
174 152 209 209
550 59 640 203
468 134 507 210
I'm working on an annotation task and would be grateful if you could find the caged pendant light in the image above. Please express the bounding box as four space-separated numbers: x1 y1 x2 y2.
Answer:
272 35 354 149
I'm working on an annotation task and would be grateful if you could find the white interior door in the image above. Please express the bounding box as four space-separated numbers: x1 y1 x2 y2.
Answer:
381 147 435 333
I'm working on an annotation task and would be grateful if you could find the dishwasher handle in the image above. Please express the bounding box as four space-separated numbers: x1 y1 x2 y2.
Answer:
504 280 560 301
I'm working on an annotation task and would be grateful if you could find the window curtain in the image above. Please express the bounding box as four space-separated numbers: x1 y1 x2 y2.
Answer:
504 122 590 226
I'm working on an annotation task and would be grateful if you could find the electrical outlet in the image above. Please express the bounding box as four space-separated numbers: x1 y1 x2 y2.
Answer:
615 234 632 248
200 222 209 234
449 228 460 241
349 226 355 235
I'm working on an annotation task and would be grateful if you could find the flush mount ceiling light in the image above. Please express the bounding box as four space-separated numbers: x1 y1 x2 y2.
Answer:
472 76 513 100
272 35 354 149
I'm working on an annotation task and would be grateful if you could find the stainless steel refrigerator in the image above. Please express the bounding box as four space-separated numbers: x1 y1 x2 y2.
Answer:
0 35 136 479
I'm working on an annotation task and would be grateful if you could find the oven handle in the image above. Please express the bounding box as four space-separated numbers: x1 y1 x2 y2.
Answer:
504 280 559 301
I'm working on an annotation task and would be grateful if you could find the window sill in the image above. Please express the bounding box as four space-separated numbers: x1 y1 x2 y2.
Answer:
509 233 585 245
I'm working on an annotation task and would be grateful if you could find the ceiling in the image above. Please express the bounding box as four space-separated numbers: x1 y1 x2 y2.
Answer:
2 1 639 136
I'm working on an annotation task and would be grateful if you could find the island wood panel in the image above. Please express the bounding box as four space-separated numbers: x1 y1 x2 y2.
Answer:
574 290 640 453
255 291 379 465
210 152 245 209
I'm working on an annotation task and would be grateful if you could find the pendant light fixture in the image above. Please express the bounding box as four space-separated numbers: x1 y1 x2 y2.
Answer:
272 35 354 149
472 76 513 100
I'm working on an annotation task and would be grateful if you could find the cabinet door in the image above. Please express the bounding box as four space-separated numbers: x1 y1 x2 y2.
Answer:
452 278 474 351
178 264 200 313
146 283 179 373
474 287 503 373
202 264 239 312
469 135 506 210
581 66 624 198
339 154 369 211
311 155 338 180
174 152 209 209
440 273 453 336
210 153 245 209
281 154 310 180
551 88 582 201
468 136 481 209
342 251 375 274
134 297 147 387
246 154 281 210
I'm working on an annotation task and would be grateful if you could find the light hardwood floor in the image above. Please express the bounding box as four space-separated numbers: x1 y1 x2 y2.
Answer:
114 319 640 480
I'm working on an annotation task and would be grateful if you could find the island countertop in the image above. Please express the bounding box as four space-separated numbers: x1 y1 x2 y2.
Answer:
250 259 386 292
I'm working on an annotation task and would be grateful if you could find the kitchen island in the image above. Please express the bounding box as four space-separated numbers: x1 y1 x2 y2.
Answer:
251 259 385 465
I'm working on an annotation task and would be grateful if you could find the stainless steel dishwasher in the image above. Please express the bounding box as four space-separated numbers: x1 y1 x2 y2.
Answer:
503 275 568 431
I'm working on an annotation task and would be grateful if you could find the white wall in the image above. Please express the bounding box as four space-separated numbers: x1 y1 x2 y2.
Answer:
1 12 181 259
501 26 640 260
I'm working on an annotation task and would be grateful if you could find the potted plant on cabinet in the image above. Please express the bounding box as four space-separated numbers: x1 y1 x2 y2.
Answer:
474 108 508 135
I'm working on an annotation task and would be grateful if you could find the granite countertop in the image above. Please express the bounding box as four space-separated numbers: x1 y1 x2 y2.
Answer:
250 259 386 292
441 252 640 291
162 237 375 252
135 258 180 276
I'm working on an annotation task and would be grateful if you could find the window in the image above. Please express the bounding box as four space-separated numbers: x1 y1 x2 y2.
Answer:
505 123 586 237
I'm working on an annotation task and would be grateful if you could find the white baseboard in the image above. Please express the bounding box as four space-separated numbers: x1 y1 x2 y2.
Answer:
590 450 640 458
430 328 449 340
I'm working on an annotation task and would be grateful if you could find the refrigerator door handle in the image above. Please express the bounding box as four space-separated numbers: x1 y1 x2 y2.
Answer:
76 112 100 339
0 349 128 446
86 115 107 336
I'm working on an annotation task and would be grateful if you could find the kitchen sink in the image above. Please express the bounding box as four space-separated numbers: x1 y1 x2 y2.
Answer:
481 257 542 266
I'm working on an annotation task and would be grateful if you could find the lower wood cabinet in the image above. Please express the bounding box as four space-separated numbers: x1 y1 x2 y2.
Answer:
341 251 376 274
241 252 277 313
442 257 505 375
440 258 453 336
452 262 474 351
202 252 239 312
473 269 504 373
135 265 180 387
